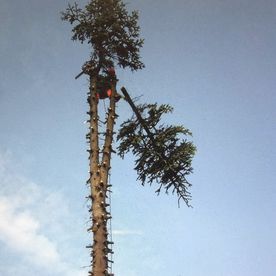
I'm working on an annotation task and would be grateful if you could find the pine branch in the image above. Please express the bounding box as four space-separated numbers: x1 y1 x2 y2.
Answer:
117 96 196 206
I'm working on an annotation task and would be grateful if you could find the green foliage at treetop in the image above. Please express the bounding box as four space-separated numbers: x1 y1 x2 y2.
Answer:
117 103 196 206
61 0 144 72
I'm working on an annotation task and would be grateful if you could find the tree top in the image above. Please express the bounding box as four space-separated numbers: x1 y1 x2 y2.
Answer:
61 0 144 72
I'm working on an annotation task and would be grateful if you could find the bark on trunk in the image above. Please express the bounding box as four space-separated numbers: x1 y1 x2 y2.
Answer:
88 74 117 276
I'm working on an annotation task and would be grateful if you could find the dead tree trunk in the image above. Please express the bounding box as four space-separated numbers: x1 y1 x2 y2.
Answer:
88 73 117 276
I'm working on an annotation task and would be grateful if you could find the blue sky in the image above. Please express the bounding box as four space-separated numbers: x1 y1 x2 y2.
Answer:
0 0 276 275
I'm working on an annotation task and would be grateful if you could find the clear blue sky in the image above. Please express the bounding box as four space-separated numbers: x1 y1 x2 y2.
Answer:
0 0 275 275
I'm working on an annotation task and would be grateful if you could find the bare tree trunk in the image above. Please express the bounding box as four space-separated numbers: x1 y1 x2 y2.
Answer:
88 74 117 276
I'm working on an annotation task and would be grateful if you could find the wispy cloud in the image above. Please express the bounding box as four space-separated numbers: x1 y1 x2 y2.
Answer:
112 229 143 236
0 151 86 276
0 198 60 267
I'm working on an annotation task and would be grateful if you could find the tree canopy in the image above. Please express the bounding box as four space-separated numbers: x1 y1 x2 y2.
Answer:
61 0 144 72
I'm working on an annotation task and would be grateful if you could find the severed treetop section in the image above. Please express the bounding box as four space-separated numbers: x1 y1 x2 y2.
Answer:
61 0 144 73
117 98 197 207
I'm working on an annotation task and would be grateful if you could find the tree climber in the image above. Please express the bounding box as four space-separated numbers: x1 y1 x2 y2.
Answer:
75 62 122 102
96 67 122 102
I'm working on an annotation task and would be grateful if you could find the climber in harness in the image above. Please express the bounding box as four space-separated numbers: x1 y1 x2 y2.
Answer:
96 67 122 102
75 63 122 102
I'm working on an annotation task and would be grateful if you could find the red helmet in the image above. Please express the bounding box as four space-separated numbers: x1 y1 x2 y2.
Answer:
107 67 116 76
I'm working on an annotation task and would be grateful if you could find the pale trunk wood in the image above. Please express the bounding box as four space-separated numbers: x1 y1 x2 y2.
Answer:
89 75 116 276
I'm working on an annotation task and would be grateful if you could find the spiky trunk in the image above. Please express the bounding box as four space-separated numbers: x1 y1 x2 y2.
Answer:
88 74 117 276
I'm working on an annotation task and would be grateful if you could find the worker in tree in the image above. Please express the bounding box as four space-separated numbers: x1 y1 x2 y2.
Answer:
107 67 116 77
75 63 122 101
96 67 122 102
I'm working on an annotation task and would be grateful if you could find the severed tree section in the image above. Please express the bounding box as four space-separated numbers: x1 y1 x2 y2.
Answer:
118 88 196 207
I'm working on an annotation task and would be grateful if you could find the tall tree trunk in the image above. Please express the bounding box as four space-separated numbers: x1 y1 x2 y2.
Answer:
88 74 117 276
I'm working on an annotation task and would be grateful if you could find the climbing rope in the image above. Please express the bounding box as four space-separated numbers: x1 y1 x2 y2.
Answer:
107 170 114 273
101 98 114 274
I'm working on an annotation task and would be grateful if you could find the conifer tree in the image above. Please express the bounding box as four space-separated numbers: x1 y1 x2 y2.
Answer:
62 1 196 275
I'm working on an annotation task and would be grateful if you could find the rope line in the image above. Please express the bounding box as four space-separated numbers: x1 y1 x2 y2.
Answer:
108 170 113 273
